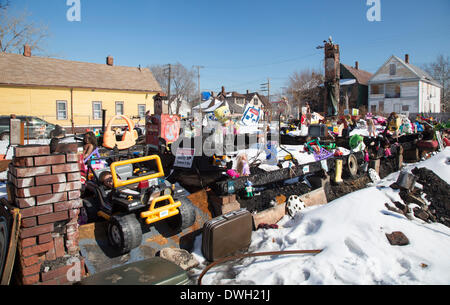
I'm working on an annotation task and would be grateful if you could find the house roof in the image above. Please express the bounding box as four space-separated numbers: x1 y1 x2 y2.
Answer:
369 55 442 88
341 64 373 86
0 52 162 92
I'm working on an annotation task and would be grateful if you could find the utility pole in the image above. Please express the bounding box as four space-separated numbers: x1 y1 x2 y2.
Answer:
193 65 204 109
164 64 172 114
260 78 271 121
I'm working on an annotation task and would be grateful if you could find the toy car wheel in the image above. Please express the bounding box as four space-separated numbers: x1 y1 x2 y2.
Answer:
82 199 99 223
107 214 142 254
346 154 359 178
0 216 10 277
166 197 196 231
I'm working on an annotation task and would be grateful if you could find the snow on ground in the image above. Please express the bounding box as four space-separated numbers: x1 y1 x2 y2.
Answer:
191 148 450 285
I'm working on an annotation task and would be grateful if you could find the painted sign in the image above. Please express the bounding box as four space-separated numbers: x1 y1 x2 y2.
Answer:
174 148 195 168
241 105 261 126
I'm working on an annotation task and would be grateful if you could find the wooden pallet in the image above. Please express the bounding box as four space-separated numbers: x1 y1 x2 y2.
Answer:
0 198 21 285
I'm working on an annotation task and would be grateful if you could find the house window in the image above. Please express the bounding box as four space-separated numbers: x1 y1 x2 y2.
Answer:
371 105 377 113
370 85 384 95
389 64 396 76
385 83 401 98
92 101 102 120
115 102 124 115
138 104 146 118
56 101 67 120
402 105 410 112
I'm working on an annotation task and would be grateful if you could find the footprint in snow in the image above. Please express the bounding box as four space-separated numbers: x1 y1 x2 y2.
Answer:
344 237 367 259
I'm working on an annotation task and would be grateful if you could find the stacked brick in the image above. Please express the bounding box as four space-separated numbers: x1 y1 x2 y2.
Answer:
208 193 240 217
7 144 86 285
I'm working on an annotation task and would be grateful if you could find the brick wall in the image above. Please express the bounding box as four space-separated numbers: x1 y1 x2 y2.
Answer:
7 144 86 285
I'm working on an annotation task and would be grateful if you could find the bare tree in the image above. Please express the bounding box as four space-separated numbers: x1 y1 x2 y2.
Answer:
422 55 449 112
286 68 324 113
0 3 49 54
149 63 196 114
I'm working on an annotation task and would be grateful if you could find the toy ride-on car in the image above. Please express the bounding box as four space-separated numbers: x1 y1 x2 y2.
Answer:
82 155 196 254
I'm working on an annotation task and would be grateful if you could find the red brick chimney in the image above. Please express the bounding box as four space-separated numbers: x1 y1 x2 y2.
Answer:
221 86 225 95
23 44 31 57
405 54 410 64
355 61 359 70
106 55 114 66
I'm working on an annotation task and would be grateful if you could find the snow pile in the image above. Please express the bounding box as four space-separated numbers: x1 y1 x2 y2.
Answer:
192 148 450 285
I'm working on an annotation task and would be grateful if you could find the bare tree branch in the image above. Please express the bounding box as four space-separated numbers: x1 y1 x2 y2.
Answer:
422 55 450 112
149 63 196 114
0 6 49 54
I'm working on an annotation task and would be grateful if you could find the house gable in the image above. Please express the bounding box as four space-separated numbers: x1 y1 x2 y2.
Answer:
369 55 420 83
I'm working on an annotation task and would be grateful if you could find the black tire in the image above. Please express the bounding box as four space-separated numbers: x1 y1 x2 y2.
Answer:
166 197 196 231
0 133 9 142
82 199 99 223
0 216 10 278
346 154 359 178
107 214 142 254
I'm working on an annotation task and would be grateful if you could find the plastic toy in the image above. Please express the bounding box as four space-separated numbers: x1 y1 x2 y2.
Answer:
82 155 196 254
226 169 240 179
103 115 139 150
245 180 254 198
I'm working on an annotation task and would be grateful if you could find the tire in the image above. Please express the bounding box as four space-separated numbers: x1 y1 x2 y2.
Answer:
82 199 98 223
166 197 196 231
107 214 142 254
346 154 359 178
0 216 10 278
0 133 9 142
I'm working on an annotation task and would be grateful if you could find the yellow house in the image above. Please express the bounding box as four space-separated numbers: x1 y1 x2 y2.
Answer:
0 47 162 133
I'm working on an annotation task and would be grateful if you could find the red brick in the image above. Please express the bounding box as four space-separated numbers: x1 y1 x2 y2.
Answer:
21 217 37 228
40 264 72 283
20 204 53 219
20 223 54 239
21 237 36 248
68 190 80 200
34 154 66 166
68 208 80 220
8 173 35 188
36 192 67 206
15 166 51 178
21 241 54 257
66 153 79 163
45 246 57 261
22 274 40 285
35 173 66 186
21 255 39 268
15 197 36 209
14 145 50 157
21 263 42 277
54 236 65 258
66 172 81 182
16 185 52 198
40 278 59 285
52 181 82 193
38 233 53 244
54 199 83 212
38 211 68 225
13 157 34 167
52 163 79 174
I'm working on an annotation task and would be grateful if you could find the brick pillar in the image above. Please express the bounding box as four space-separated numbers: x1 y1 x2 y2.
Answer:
7 144 85 285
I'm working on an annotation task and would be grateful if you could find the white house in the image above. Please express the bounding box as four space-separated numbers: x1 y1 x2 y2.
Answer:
368 55 442 114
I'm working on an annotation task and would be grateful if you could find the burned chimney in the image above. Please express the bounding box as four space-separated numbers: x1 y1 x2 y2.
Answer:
106 55 114 66
405 54 410 64
355 61 359 70
221 86 225 95
23 44 31 57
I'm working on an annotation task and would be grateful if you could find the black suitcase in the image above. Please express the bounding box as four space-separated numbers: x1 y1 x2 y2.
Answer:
202 209 253 262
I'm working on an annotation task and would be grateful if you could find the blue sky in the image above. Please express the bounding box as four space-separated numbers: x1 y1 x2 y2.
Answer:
9 0 450 96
